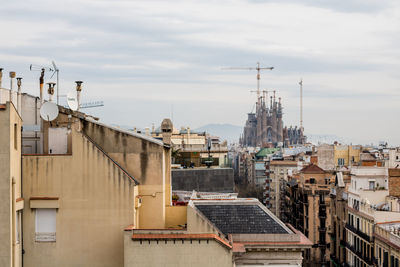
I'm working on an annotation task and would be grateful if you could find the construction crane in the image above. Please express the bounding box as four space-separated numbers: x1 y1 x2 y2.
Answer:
250 89 275 106
222 62 274 102
299 79 303 130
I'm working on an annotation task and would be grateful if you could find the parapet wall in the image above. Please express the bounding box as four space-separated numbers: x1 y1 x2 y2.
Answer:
172 168 234 193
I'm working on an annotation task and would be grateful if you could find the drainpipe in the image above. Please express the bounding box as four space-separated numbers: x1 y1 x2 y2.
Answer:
75 81 83 111
39 68 45 104
9 71 16 103
17 77 22 115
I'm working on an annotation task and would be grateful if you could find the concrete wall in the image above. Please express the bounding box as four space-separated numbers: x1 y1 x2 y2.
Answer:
165 206 187 228
82 120 171 229
186 205 220 235
0 102 22 267
123 231 232 267
234 250 303 266
22 126 137 267
172 168 234 193
317 144 334 170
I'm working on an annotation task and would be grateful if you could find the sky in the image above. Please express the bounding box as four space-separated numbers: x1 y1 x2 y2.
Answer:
1 0 399 145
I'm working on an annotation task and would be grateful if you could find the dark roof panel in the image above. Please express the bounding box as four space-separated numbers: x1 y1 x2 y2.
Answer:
195 204 289 235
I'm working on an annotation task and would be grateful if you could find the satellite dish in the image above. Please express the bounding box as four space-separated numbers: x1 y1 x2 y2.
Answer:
40 102 59 121
67 91 78 111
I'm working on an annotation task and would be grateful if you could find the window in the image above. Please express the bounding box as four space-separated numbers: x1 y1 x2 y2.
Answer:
338 158 345 166
310 178 316 184
14 123 18 150
35 208 56 242
16 211 21 243
369 181 375 190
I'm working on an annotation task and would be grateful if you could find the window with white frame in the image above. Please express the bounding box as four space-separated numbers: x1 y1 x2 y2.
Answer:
35 208 56 242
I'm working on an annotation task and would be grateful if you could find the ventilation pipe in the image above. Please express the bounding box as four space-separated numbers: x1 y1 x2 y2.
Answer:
0 68 3 88
9 72 16 104
75 81 83 111
17 77 22 114
47 82 56 102
39 68 45 104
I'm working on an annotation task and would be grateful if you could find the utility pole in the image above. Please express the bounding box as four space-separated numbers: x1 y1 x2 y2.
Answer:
299 79 303 130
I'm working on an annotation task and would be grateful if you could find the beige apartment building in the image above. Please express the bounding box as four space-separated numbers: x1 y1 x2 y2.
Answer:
329 171 351 266
375 221 400 267
0 102 23 267
298 164 334 266
268 160 298 218
124 197 312 267
1 75 312 267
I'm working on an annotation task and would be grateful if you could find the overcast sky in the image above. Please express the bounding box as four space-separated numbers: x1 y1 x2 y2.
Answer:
1 0 399 145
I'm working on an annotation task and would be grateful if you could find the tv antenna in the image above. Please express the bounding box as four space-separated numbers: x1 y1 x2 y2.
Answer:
30 61 60 104
222 62 274 103
50 61 60 105
80 101 104 109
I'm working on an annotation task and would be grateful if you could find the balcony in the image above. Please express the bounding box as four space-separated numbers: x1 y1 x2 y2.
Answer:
345 242 374 266
345 223 371 242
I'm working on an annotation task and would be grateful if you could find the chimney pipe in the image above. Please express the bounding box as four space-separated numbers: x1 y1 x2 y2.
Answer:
47 82 56 102
75 81 83 111
0 68 3 88
9 71 16 104
17 77 22 114
39 68 45 104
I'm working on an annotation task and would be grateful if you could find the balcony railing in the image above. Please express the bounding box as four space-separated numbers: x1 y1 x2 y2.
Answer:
345 242 374 266
345 223 371 242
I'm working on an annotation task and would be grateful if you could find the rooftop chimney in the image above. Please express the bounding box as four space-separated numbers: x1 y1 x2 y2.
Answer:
39 68 45 104
9 72 16 104
0 68 3 88
75 81 83 111
17 77 22 114
47 82 56 102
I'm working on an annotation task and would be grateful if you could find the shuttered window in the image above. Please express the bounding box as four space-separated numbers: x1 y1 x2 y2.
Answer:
35 208 56 242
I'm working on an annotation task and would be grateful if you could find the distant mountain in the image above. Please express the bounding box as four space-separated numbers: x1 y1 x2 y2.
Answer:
194 124 243 143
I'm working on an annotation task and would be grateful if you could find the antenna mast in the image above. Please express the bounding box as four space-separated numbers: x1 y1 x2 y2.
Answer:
299 79 303 129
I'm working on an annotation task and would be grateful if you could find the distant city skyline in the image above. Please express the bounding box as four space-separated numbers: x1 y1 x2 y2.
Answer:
1 0 399 145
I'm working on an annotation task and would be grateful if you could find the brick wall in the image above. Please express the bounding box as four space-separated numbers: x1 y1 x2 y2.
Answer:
389 168 400 197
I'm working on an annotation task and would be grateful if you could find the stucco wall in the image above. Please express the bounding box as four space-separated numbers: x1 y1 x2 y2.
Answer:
186 205 220 235
123 231 232 267
165 206 187 228
82 120 171 229
22 127 137 267
0 102 22 267
0 104 12 267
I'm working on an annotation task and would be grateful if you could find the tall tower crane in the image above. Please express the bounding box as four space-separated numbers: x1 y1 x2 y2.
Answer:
249 89 275 107
222 62 274 103
299 79 303 130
